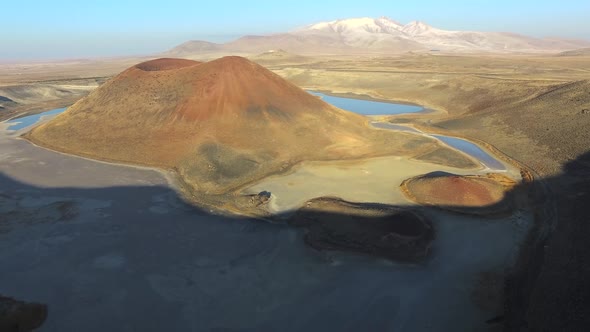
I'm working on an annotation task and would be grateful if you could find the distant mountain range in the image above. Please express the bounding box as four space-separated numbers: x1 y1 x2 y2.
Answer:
557 47 590 56
166 17 590 56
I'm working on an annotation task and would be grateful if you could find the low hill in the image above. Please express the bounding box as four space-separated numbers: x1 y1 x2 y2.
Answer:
249 49 310 62
401 172 516 215
557 48 590 56
164 40 222 56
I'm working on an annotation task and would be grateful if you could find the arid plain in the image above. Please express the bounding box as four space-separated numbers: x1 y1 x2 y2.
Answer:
1 49 589 331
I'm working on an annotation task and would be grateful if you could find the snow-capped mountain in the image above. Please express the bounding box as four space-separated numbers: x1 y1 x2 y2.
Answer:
292 17 589 53
401 21 438 36
299 17 404 35
167 17 590 55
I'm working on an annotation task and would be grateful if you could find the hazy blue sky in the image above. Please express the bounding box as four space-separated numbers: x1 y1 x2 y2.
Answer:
2 0 589 60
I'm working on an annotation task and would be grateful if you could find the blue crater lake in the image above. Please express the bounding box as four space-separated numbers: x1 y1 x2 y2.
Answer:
432 135 506 170
308 91 423 115
6 107 67 131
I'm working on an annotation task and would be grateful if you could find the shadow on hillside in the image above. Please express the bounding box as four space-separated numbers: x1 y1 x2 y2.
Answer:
503 150 590 331
1 150 589 331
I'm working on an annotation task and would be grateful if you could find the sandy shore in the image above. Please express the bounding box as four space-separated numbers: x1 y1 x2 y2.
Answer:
243 155 512 214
